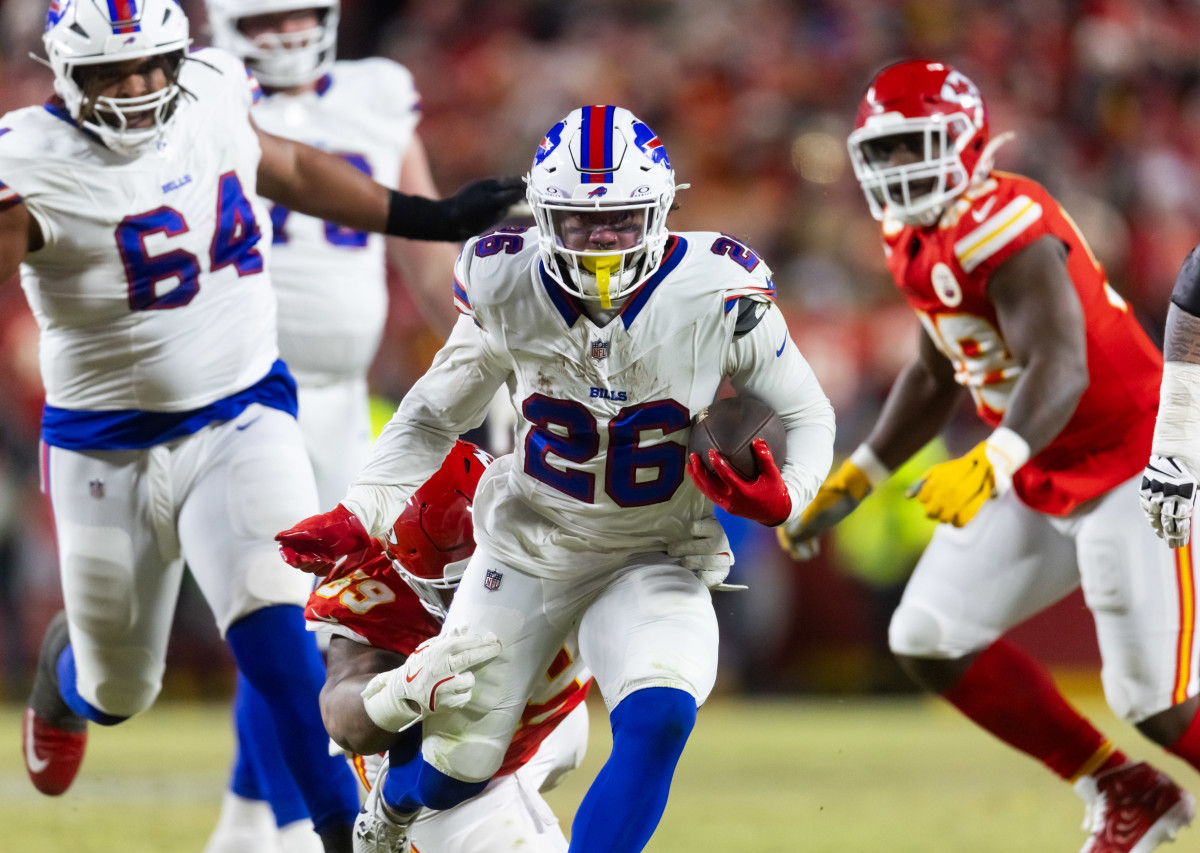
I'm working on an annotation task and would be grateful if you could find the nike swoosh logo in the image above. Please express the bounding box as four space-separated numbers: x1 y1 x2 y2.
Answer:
776 331 788 357
971 197 997 222
236 415 263 432
310 613 340 624
405 668 423 683
24 712 49 774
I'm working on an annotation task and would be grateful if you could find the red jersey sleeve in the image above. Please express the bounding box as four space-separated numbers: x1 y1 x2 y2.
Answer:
947 173 1053 280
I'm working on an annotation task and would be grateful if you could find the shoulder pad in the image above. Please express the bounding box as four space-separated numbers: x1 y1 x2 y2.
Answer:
732 297 768 339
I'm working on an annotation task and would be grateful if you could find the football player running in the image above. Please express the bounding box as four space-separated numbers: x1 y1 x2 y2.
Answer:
779 59 1197 853
200 2 466 849
276 105 835 852
5 2 520 852
309 440 592 853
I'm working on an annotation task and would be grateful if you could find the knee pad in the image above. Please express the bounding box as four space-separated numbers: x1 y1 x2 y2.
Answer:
888 603 946 658
1078 532 1130 615
63 527 135 638
67 644 159 719
422 731 508 785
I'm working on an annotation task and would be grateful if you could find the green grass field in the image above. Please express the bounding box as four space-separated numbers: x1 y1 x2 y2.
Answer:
3 687 1197 852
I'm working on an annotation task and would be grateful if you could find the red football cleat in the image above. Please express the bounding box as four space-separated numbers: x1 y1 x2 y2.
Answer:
1077 761 1195 853
23 611 88 796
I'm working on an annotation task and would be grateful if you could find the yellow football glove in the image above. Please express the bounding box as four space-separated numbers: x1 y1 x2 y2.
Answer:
908 428 1030 528
777 456 875 560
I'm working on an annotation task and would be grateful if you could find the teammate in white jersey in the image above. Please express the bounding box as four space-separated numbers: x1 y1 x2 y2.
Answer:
277 105 836 853
3 3 521 852
199 4 464 849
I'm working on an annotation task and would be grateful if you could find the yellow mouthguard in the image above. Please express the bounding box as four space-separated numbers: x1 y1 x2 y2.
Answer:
581 254 621 309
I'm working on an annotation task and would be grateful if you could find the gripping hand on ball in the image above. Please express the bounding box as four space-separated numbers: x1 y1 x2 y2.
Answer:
276 504 373 575
687 438 792 527
776 457 874 560
360 626 503 733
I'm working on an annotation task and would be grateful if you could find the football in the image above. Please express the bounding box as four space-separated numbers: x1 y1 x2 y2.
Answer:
688 395 787 480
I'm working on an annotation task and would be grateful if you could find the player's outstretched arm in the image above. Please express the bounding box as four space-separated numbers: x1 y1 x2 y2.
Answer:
322 637 409 755
1142 249 1200 547
254 121 525 242
777 448 886 560
0 200 41 282
385 136 463 336
276 503 373 574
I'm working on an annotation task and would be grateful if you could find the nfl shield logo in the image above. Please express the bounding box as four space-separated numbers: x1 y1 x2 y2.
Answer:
89 479 104 498
484 569 503 591
590 339 609 360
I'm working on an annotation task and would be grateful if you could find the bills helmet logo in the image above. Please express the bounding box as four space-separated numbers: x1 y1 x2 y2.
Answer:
46 0 71 30
484 569 503 591
534 121 566 166
587 186 608 198
632 121 671 169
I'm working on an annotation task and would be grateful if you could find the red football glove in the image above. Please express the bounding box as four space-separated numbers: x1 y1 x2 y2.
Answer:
687 438 792 527
276 503 372 575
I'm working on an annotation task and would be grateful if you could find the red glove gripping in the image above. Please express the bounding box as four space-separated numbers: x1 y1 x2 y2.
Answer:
687 438 792 527
275 503 372 575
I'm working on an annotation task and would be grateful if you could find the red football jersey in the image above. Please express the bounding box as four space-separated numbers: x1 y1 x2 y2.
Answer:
881 171 1163 515
306 551 592 779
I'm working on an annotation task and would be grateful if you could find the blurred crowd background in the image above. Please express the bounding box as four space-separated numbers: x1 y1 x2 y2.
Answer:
0 0 1193 702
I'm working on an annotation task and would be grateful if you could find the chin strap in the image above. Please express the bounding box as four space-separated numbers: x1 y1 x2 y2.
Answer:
971 130 1016 187
583 254 622 309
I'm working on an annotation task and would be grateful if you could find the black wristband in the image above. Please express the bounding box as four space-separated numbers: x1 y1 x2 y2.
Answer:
385 189 455 241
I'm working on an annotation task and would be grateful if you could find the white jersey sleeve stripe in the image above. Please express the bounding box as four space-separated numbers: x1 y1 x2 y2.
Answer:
452 277 473 317
954 196 1043 273
0 182 19 203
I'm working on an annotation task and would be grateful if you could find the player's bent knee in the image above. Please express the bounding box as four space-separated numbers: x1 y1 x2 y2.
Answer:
416 762 489 811
422 734 508 785
888 603 946 658
90 672 160 718
613 687 697 755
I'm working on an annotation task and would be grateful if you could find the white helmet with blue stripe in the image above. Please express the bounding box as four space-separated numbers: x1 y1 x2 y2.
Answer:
527 105 682 308
205 0 338 89
42 0 191 157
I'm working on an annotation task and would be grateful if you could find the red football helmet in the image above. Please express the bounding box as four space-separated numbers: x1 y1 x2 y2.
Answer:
847 60 990 227
381 440 493 619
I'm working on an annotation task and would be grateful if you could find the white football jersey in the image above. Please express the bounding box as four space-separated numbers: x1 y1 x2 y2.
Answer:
251 59 420 382
346 229 835 578
0 48 276 412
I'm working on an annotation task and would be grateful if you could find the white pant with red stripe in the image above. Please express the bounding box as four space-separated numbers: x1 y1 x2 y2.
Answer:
889 474 1200 723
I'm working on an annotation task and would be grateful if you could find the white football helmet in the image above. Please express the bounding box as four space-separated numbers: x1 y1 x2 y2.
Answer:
43 0 191 157
527 105 681 306
206 0 338 88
